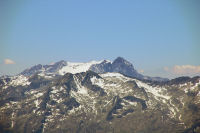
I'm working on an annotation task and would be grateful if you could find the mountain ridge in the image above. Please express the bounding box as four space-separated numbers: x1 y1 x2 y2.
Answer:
19 57 168 82
0 70 200 133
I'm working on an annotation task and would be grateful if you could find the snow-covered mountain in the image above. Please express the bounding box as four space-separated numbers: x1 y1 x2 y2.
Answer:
0 70 200 133
20 60 104 76
20 57 168 82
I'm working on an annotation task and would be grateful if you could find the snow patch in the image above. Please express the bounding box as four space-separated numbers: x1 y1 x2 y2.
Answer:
122 99 138 106
101 72 125 78
11 112 15 128
51 87 60 94
136 80 171 100
90 76 104 88
101 72 131 82
57 98 63 103
191 80 200 90
38 72 53 79
74 76 88 95
34 99 41 108
9 75 30 86
34 92 44 98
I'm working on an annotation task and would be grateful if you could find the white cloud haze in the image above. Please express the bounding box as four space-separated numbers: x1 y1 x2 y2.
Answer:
4 59 16 65
138 69 144 73
164 65 200 76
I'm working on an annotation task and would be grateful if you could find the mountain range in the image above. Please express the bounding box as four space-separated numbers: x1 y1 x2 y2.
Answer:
0 57 200 133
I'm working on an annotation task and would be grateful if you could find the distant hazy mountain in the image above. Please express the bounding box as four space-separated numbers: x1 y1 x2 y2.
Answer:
20 57 168 82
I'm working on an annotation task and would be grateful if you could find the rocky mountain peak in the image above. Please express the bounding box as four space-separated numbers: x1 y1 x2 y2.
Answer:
111 57 143 79
112 57 133 67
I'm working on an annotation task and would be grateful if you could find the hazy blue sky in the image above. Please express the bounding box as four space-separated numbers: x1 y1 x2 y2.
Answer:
0 0 200 78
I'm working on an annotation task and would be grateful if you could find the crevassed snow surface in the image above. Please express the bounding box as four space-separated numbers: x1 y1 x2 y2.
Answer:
59 60 103 75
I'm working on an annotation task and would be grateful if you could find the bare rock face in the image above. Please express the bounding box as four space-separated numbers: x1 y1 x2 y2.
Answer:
0 70 200 133
111 57 143 79
90 57 142 79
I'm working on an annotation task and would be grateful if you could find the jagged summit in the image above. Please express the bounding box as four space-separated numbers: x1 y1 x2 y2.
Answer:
113 57 133 67
111 57 141 79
